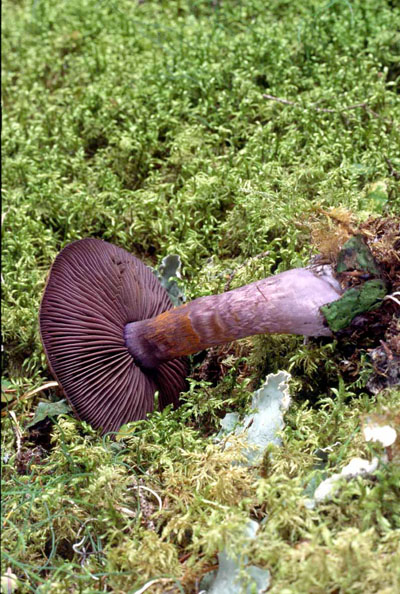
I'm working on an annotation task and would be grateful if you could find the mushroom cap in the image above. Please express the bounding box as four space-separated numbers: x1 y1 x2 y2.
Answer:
39 238 188 433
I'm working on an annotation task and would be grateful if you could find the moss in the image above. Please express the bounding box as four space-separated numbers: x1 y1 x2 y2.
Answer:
2 0 400 591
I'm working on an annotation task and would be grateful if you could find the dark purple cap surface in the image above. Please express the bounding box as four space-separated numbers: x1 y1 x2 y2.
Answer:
39 238 188 433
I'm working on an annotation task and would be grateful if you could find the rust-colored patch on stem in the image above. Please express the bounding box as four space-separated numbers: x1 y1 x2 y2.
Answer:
140 305 205 360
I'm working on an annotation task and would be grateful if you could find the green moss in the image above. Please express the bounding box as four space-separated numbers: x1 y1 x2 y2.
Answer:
2 0 400 591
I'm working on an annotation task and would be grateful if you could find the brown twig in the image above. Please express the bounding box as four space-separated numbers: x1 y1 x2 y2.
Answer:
8 411 22 458
262 94 298 107
384 157 400 181
262 94 395 127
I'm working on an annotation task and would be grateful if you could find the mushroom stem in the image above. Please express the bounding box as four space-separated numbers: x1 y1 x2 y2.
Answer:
124 268 342 369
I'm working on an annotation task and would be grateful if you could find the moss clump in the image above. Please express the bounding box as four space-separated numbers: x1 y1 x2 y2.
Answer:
2 0 400 591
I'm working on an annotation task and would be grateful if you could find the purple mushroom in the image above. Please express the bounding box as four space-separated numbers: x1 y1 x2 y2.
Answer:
40 238 342 433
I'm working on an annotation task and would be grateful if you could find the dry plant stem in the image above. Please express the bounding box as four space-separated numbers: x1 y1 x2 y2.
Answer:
8 411 22 457
21 381 59 401
262 94 396 127
4 381 60 411
263 94 371 113
132 578 176 594
125 268 341 369
385 157 400 180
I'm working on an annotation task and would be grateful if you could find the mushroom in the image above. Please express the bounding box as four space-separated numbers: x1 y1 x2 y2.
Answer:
40 238 342 433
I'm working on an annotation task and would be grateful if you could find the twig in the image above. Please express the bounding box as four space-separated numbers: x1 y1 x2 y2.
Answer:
262 94 297 107
384 157 400 181
12 381 59 406
262 94 396 126
2 381 60 413
8 411 22 458
263 93 336 113
131 578 176 594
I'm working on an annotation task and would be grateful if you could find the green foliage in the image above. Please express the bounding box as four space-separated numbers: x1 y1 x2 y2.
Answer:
2 0 400 591
26 400 71 429
2 0 400 371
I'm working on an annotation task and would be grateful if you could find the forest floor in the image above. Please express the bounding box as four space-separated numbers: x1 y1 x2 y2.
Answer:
2 1 400 592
